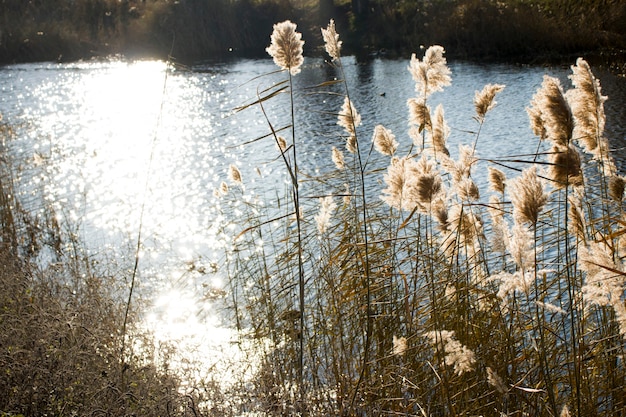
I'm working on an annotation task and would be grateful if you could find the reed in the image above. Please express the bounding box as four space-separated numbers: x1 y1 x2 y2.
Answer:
224 19 626 416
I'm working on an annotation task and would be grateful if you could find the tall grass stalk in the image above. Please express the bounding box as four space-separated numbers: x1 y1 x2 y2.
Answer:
223 20 626 416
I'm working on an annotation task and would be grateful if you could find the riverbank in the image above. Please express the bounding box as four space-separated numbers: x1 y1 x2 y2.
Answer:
1 0 625 73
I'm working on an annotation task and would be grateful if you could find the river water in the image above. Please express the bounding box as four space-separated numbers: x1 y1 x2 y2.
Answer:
1 56 625 382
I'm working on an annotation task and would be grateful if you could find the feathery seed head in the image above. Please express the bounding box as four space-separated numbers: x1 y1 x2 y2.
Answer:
486 367 508 394
408 97 432 130
474 83 505 122
424 330 476 376
448 204 483 245
567 58 606 154
548 145 582 188
609 175 626 202
527 104 547 140
432 197 449 230
321 19 342 61
331 146 345 170
567 196 586 242
338 97 361 136
276 135 287 152
314 196 337 234
408 45 451 98
509 166 548 225
579 241 622 310
372 124 398 156
488 195 508 253
508 222 535 270
381 156 410 210
266 20 304 75
382 156 444 212
338 97 361 153
431 104 450 156
228 164 242 184
392 335 407 356
527 76 573 147
346 135 357 154
457 178 480 202
488 167 506 194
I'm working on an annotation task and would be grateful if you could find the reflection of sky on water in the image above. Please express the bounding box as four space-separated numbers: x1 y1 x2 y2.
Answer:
1 56 625 385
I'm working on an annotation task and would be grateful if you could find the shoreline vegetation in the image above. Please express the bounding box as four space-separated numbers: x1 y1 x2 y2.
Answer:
3 7 626 417
0 0 625 72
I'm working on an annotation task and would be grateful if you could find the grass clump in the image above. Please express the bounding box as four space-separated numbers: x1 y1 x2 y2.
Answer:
221 19 626 416
0 120 210 416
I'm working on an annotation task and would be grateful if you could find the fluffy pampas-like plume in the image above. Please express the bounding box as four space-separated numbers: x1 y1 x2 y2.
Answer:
488 167 506 194
424 330 476 376
474 84 505 123
314 196 337 234
408 97 432 147
508 166 548 225
548 144 583 188
408 45 451 98
567 58 606 154
372 125 398 156
430 104 450 156
266 20 304 75
527 76 573 148
609 175 626 202
338 97 361 153
331 146 345 170
321 19 342 61
392 335 407 356
228 164 242 184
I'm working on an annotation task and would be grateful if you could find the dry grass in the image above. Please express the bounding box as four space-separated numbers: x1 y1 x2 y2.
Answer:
222 20 626 416
0 121 216 416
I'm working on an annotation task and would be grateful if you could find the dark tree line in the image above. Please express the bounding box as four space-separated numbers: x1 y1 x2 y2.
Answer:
0 0 624 65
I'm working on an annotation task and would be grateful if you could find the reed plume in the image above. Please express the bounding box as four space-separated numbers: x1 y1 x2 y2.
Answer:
412 171 444 210
338 97 361 153
568 195 587 242
509 166 548 225
567 58 606 154
266 20 304 75
457 178 480 202
372 124 398 156
488 167 506 194
315 196 337 234
331 146 345 170
321 19 342 61
381 156 411 211
424 330 476 376
488 195 508 253
392 335 407 356
507 222 536 271
408 45 451 98
527 75 573 148
486 366 508 394
228 164 242 184
609 175 625 202
549 144 583 188
382 154 446 213
579 241 626 337
431 104 450 156
474 83 505 122
276 135 287 152
408 97 431 132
